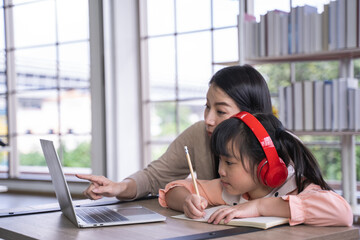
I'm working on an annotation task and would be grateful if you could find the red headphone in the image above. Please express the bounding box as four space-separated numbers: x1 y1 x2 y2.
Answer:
232 112 288 188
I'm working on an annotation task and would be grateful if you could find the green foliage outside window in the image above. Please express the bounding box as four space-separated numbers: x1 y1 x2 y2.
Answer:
20 141 91 168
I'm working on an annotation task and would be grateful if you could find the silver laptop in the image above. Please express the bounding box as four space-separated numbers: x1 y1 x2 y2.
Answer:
40 139 166 228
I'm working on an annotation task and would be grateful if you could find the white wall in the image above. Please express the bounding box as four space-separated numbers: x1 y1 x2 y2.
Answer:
103 0 142 181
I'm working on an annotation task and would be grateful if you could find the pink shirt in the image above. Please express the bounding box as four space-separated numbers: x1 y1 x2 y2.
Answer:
159 173 353 227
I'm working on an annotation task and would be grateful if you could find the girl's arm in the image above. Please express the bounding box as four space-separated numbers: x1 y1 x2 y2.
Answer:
207 197 290 224
158 178 226 218
282 184 353 226
208 184 352 227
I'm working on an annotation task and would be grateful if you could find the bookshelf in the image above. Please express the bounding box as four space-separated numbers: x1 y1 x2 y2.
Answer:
216 0 360 214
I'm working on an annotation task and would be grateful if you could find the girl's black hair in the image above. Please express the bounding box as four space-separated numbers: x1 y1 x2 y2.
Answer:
210 113 332 192
209 65 273 176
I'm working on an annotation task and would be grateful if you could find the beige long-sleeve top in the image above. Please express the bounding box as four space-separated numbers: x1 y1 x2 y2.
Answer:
128 121 216 199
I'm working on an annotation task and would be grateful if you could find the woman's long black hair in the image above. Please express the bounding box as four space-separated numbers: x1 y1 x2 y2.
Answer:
210 113 332 192
210 65 273 176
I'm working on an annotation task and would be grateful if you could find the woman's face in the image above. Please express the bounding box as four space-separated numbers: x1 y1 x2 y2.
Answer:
204 84 240 137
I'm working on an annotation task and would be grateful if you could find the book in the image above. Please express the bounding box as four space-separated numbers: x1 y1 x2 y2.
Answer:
348 89 356 130
278 86 286 124
331 79 339 131
348 88 360 131
303 81 314 131
336 0 346 49
322 4 329 52
324 80 333 131
313 81 324 131
285 85 293 130
293 82 303 131
346 0 357 48
355 89 360 131
171 206 289 230
329 1 337 51
338 78 359 130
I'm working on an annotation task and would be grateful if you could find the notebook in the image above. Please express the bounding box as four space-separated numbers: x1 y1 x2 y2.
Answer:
172 206 289 229
40 139 166 228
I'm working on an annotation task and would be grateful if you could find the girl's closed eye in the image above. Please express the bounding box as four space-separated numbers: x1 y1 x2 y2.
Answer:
225 161 234 166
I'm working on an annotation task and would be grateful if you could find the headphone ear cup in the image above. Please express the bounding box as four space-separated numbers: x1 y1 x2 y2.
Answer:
257 158 269 185
257 158 288 188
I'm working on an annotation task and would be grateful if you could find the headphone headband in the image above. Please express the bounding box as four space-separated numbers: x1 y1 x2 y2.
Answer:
232 112 279 168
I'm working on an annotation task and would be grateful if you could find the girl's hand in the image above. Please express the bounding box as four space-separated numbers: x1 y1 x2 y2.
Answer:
183 194 208 219
208 199 261 224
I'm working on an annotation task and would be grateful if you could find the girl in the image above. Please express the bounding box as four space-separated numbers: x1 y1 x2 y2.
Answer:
77 65 273 200
159 112 353 226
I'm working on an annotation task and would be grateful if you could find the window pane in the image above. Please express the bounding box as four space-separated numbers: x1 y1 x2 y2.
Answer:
300 135 341 181
59 42 90 89
0 96 7 136
17 90 59 135
18 134 51 168
0 151 9 177
0 7 5 50
60 89 91 135
256 63 290 94
146 0 175 36
176 0 211 32
294 61 339 81
150 143 168 162
61 134 91 169
0 50 5 92
150 102 176 141
178 100 206 133
56 0 89 42
213 28 238 63
148 36 176 101
15 47 57 91
13 1 56 48
213 0 239 28
177 32 212 99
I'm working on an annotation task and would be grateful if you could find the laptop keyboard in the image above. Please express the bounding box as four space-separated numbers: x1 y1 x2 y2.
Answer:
76 207 128 224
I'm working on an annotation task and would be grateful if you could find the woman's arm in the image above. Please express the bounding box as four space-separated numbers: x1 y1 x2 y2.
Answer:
129 121 212 199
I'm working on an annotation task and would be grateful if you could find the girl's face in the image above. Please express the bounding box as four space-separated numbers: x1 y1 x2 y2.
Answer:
218 149 272 199
204 84 240 137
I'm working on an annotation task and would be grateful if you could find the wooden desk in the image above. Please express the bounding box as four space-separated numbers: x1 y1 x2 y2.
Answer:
0 198 358 240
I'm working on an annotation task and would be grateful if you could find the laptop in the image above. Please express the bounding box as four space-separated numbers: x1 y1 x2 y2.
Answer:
40 139 166 228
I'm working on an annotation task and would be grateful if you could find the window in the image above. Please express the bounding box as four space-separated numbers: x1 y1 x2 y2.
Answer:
0 0 92 179
140 0 240 164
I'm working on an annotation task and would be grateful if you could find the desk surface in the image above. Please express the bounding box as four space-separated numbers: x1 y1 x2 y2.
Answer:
0 198 359 240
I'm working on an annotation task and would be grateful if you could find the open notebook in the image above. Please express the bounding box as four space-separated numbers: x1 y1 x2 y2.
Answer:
172 206 289 229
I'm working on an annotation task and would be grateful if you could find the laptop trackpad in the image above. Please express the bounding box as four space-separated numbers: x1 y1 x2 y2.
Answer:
113 206 155 216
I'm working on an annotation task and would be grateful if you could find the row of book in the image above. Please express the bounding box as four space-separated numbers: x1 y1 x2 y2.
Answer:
244 0 360 58
278 78 360 132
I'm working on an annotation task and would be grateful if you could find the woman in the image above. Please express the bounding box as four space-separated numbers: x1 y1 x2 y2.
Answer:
76 64 273 200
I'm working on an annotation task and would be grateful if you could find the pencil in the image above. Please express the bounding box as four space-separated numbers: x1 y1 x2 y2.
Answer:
184 146 200 197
